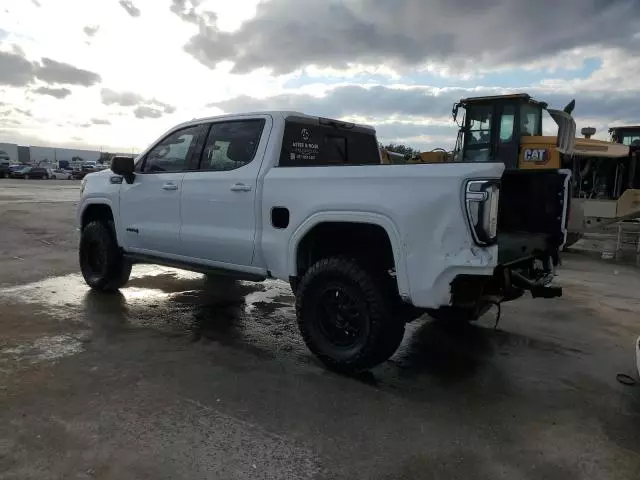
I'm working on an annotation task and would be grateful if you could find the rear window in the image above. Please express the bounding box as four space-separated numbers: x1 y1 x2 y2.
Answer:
278 117 380 167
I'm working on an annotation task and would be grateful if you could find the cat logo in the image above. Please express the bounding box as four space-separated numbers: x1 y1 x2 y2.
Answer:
301 128 311 141
523 148 549 165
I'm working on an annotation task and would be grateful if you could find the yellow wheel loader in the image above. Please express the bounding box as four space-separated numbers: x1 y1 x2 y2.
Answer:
413 93 639 245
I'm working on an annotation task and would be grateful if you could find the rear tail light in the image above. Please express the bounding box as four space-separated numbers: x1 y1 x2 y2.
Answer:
465 180 500 246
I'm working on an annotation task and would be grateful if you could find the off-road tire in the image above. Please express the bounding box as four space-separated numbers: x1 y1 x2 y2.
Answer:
295 256 405 372
79 221 131 292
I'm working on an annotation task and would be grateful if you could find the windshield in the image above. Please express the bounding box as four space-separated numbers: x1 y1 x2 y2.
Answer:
620 132 640 146
461 105 492 162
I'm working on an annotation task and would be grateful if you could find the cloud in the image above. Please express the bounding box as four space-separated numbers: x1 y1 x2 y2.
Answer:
91 118 111 125
1 48 103 87
212 85 613 121
170 0 203 23
101 88 176 117
32 86 72 98
211 84 640 148
134 106 163 119
31 0 41 7
0 48 37 86
101 88 144 107
180 0 640 75
212 85 460 119
83 25 99 37
119 0 141 18
36 58 102 86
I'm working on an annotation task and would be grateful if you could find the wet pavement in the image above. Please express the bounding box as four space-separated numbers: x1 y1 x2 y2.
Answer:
1 181 640 479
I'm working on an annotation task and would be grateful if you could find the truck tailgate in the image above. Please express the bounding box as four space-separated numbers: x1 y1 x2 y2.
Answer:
497 169 571 264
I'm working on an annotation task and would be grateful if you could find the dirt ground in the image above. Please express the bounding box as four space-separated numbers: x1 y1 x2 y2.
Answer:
1 179 640 479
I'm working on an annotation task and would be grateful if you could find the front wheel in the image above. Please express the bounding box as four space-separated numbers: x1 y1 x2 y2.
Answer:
295 256 405 372
79 221 131 292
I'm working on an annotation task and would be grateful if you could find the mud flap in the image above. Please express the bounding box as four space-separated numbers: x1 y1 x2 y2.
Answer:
547 108 577 155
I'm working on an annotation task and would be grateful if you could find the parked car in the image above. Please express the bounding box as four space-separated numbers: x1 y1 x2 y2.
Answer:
9 166 51 179
72 168 88 180
77 111 572 372
0 163 10 178
51 168 73 180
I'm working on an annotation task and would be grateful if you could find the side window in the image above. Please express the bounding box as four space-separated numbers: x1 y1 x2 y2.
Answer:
499 106 515 143
200 119 265 171
521 104 542 136
141 125 202 173
278 120 380 166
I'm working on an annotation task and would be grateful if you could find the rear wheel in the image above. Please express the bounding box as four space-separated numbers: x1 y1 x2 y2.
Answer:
296 256 405 372
79 221 131 292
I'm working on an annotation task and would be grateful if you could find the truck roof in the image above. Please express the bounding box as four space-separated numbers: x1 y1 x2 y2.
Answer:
173 111 377 133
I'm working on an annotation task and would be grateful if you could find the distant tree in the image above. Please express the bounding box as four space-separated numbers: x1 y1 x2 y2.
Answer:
383 143 421 162
72 156 84 163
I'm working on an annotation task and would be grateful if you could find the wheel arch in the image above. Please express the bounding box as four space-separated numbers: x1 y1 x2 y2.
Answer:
78 199 122 246
288 212 410 299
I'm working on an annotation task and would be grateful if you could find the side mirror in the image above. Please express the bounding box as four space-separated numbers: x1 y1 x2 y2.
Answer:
111 156 135 183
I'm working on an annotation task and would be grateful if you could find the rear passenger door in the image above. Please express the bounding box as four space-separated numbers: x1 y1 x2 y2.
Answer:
179 115 272 267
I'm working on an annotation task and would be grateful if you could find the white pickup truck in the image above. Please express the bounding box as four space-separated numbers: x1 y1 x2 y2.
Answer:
77 111 571 372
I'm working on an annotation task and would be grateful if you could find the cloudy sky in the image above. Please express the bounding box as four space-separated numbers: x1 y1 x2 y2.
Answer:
1 0 639 152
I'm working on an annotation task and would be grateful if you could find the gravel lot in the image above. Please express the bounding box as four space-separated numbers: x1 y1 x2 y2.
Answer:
1 179 639 479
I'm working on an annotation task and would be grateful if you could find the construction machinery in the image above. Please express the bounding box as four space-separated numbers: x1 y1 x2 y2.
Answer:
379 147 406 164
417 93 640 244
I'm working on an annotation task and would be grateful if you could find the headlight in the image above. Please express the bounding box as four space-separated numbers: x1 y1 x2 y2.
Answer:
80 177 87 196
465 179 500 246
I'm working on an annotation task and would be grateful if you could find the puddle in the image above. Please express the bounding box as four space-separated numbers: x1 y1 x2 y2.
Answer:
0 333 87 369
0 265 307 360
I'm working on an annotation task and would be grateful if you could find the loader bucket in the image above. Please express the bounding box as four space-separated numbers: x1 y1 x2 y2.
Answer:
548 108 577 155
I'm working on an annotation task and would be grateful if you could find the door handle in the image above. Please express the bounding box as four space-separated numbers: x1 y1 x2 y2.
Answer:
230 183 252 192
162 183 178 191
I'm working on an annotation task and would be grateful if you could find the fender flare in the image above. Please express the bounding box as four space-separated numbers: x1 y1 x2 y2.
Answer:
287 211 410 298
78 198 121 244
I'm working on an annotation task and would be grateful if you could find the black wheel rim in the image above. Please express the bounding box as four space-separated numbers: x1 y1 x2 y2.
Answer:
316 282 368 349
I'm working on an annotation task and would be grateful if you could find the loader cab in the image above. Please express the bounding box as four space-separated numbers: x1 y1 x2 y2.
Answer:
609 126 640 151
454 94 545 169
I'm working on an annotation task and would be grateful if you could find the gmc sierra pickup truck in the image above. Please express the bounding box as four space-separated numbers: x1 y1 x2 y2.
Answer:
77 111 571 372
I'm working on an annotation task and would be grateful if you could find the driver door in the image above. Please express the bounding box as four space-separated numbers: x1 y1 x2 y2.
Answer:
118 123 208 256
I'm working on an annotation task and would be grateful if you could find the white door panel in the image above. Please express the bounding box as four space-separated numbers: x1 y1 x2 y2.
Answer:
180 168 257 265
179 116 271 266
119 173 184 254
